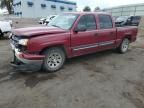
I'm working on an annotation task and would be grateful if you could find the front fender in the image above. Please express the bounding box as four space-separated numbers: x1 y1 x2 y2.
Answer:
27 34 71 57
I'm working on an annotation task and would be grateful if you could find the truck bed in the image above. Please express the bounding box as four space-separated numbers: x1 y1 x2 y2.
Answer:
116 26 138 46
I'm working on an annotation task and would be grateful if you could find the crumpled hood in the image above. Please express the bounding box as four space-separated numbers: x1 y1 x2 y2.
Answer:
12 26 67 37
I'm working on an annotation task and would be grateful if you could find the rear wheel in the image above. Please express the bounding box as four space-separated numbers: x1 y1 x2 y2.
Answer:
118 38 130 53
42 47 66 72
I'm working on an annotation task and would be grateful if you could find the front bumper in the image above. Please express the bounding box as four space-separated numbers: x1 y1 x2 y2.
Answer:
10 40 45 65
10 34 45 66
14 48 45 64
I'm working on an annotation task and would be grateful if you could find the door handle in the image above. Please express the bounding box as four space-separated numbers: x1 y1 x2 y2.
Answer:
109 32 114 35
94 33 99 36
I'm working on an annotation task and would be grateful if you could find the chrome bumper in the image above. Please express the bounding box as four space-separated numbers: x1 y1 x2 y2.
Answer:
14 49 43 64
10 44 43 65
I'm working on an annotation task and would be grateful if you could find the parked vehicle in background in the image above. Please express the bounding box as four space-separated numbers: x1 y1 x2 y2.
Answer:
129 16 141 26
38 18 46 24
38 15 57 25
0 18 12 37
115 16 130 26
10 12 138 72
115 16 141 27
44 15 57 25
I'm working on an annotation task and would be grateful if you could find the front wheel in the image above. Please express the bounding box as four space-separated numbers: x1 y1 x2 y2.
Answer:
0 30 4 38
118 38 130 53
42 47 66 72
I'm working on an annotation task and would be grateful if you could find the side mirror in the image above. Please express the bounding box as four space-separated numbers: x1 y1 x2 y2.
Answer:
74 25 87 33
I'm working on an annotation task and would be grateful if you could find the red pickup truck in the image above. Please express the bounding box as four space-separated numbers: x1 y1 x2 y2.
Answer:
10 12 138 72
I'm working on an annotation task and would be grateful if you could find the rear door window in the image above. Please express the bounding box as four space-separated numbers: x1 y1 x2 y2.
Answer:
98 15 113 29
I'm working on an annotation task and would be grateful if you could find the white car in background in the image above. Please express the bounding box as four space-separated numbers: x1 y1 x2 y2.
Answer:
38 17 46 24
39 15 57 25
0 18 12 37
44 15 57 25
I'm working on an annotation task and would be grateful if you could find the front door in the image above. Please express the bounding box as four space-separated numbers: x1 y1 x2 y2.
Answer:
71 14 99 56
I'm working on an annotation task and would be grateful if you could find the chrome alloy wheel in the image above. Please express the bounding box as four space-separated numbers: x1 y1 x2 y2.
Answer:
121 38 130 53
46 52 63 69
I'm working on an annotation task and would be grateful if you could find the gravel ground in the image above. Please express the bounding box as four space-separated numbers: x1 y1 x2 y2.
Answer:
0 18 144 108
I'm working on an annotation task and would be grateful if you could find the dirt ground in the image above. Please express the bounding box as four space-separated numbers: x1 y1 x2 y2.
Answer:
1 18 144 108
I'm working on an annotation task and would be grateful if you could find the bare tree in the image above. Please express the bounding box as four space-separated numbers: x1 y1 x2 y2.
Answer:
94 7 100 12
83 6 91 12
0 0 13 14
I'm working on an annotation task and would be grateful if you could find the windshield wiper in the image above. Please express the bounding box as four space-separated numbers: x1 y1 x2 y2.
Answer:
51 24 61 28
51 24 66 30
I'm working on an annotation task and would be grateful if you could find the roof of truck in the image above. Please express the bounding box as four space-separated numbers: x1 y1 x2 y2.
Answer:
64 12 111 15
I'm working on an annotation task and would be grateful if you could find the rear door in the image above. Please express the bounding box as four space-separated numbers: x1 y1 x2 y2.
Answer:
71 14 99 56
97 14 117 51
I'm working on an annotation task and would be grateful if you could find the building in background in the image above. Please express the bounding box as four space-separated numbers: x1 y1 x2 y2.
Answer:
13 0 77 18
103 3 144 17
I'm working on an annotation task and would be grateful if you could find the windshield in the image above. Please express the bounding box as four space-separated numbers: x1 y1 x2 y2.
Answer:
48 14 79 30
132 16 141 21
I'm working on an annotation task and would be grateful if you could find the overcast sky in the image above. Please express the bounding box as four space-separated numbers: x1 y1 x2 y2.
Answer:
1 0 144 13
73 0 144 11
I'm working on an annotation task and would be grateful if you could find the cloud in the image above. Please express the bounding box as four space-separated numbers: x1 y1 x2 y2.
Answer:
73 0 144 11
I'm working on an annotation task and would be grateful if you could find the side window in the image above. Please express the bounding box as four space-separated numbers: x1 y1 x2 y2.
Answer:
77 16 86 30
86 15 97 30
99 15 113 29
77 15 97 31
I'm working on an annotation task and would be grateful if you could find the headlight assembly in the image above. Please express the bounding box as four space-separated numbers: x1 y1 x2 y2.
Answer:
18 39 29 46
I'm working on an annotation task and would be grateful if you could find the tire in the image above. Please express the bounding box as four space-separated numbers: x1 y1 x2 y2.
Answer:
42 47 66 72
0 29 4 38
118 38 130 53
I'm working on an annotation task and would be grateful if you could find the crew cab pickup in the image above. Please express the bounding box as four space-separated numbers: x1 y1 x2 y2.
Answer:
10 12 138 72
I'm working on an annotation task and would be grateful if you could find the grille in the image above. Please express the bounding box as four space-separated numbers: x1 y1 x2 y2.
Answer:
10 35 27 52
10 34 20 48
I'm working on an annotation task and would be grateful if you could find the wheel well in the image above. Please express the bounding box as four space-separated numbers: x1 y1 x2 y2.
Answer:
0 29 4 37
124 35 132 42
0 29 2 33
40 45 67 57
